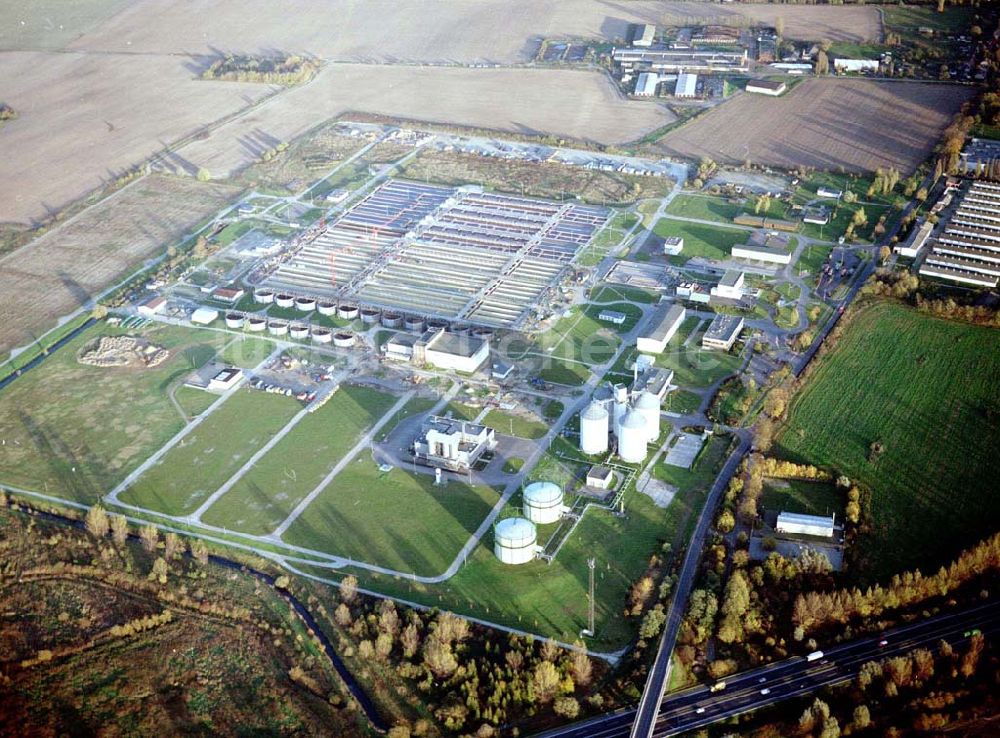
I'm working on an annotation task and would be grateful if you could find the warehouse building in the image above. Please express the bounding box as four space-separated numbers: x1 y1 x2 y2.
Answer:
776 512 836 538
732 243 792 265
598 309 628 325
635 72 659 96
417 329 490 373
190 307 219 325
674 72 698 98
630 23 657 47
208 367 243 392
637 302 686 354
612 47 749 73
702 314 743 351
710 270 746 301
919 181 1000 288
137 295 166 317
413 416 497 472
745 79 786 96
894 220 934 258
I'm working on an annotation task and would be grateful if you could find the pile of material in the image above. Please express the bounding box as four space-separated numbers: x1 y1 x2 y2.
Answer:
77 335 168 368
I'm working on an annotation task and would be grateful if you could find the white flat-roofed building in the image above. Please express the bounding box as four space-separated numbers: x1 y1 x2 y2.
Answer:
599 309 628 325
663 236 684 255
419 329 490 374
586 465 614 490
635 72 659 96
190 307 219 325
413 416 497 472
675 72 698 98
746 79 786 96
631 366 673 401
676 282 711 303
208 367 243 392
817 187 843 199
702 314 743 351
710 270 746 300
385 333 417 362
732 243 792 265
776 512 836 538
637 302 686 354
631 23 657 47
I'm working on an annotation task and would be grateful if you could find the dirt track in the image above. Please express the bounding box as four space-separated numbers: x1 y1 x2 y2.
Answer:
654 79 974 174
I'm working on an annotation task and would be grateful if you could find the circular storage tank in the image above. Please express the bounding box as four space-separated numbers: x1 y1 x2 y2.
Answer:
253 288 274 304
311 328 332 344
225 312 244 329
360 308 380 324
295 297 316 313
247 317 267 332
289 323 310 340
427 319 449 332
618 409 648 464
275 293 294 309
450 325 470 336
523 482 564 525
267 320 288 336
579 401 610 455
405 316 426 333
317 301 337 316
333 331 356 348
338 304 360 320
382 312 403 328
494 517 537 565
472 327 494 340
634 391 661 443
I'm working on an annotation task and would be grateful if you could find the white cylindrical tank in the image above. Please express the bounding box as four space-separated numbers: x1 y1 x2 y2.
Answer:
580 401 609 455
634 391 661 443
612 383 629 437
523 482 563 524
618 409 648 464
494 517 537 565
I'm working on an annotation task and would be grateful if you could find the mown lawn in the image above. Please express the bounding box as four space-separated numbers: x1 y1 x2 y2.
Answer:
666 194 742 223
0 322 225 503
483 409 549 440
776 301 1000 581
200 385 399 535
282 459 500 576
653 218 748 263
538 306 621 366
118 390 301 516
761 480 842 519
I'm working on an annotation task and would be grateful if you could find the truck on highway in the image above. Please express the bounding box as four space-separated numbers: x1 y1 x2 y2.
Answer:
806 651 824 662
708 681 726 693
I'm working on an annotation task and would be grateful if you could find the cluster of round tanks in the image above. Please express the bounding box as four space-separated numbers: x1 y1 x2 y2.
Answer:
578 390 661 464
494 517 537 565
579 401 610 455
522 481 563 524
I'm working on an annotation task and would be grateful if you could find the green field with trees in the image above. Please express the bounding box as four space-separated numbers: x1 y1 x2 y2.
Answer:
777 301 1000 580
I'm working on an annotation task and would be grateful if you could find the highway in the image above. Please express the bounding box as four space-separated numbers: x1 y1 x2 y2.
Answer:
535 599 1000 738
629 433 751 738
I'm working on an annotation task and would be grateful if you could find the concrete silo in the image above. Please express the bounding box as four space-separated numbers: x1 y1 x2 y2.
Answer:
523 482 564 525
494 517 538 565
579 401 610 455
618 409 648 464
633 390 661 443
611 383 629 437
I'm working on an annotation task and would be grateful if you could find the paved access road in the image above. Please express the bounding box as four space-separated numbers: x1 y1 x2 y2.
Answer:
534 599 1000 738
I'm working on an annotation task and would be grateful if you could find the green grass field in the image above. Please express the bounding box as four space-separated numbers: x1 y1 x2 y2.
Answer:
319 434 733 649
666 194 742 223
118 391 301 516
282 459 500 575
777 302 1000 581
590 285 658 304
666 389 704 415
199 385 399 534
173 386 219 419
483 409 548 440
654 326 744 388
538 358 592 386
653 219 748 263
0 322 226 502
584 302 644 334
761 480 842 519
219 335 277 368
538 306 621 366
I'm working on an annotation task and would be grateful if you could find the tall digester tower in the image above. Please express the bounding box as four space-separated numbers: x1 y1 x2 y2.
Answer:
579 400 609 455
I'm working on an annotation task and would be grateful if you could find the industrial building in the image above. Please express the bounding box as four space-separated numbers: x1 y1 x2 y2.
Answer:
262 180 609 328
190 307 219 325
960 138 1000 173
137 295 166 317
676 281 711 304
732 243 792 265
635 72 659 96
412 416 497 472
630 23 657 47
612 47 749 73
598 309 627 325
420 330 490 373
702 314 744 351
207 367 243 392
776 512 836 538
632 366 673 401
586 466 614 490
211 286 245 304
919 181 1000 288
894 220 934 258
663 236 684 256
674 72 698 98
522 481 565 524
710 270 746 301
636 302 687 354
494 517 538 565
745 79 786 96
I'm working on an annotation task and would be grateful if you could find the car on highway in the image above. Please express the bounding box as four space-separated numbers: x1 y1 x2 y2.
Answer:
758 677 767 683
695 707 705 714
879 639 889 647
760 688 771 695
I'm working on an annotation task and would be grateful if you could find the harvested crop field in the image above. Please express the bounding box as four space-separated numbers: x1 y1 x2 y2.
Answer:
0 175 241 357
0 52 273 224
175 65 675 178
56 0 878 60
654 79 974 174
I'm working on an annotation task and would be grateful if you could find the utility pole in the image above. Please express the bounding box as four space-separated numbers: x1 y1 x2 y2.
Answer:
585 557 596 636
